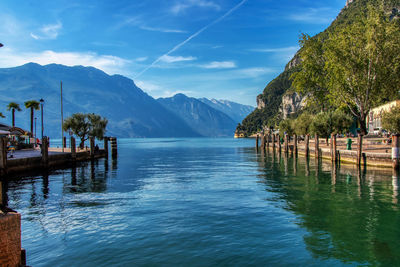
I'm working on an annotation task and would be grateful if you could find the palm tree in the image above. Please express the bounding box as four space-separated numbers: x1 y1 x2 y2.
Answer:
7 102 21 127
24 100 40 134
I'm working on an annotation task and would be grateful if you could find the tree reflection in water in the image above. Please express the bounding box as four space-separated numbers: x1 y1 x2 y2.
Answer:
257 151 400 265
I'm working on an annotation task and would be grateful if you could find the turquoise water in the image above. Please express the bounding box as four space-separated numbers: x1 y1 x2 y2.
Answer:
4 138 400 266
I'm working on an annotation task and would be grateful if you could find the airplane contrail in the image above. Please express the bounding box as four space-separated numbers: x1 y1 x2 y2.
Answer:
134 0 248 79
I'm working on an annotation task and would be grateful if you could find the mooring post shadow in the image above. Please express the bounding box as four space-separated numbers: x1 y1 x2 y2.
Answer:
393 134 400 170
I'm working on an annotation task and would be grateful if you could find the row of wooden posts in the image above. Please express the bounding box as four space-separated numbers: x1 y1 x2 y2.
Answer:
255 133 400 170
0 136 118 177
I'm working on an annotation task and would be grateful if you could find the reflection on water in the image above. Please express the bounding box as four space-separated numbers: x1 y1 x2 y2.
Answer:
259 150 400 265
3 138 400 266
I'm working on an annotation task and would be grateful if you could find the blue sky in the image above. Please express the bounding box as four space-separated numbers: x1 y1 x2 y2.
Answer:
0 0 345 106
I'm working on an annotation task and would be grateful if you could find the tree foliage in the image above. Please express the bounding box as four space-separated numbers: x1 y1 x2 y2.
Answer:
382 106 400 134
24 100 40 134
63 113 108 148
279 119 294 136
7 102 21 127
310 110 353 138
291 2 400 135
293 113 314 135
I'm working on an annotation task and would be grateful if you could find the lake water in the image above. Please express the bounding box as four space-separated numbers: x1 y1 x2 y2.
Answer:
4 138 400 266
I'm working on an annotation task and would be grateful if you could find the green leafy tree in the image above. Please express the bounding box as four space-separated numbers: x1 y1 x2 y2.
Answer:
331 109 354 135
63 113 108 148
293 113 314 136
279 118 294 136
7 102 21 127
292 3 400 135
311 112 334 144
24 100 40 135
0 112 5 118
382 106 400 134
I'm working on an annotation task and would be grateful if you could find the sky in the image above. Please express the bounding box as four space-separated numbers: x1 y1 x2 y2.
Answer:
0 0 346 106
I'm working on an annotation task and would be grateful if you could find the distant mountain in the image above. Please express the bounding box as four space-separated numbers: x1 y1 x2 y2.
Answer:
157 94 237 137
198 98 254 123
0 63 200 138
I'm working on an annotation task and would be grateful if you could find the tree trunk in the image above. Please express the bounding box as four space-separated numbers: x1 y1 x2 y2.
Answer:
326 137 329 146
12 109 15 127
359 117 368 136
30 107 34 135
80 138 85 149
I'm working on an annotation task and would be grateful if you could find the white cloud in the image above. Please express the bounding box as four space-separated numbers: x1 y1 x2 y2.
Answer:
0 48 130 75
200 61 236 69
30 21 62 40
232 67 274 78
160 55 197 63
171 0 221 14
139 25 187 33
114 16 185 33
135 57 148 62
288 8 336 24
250 46 298 53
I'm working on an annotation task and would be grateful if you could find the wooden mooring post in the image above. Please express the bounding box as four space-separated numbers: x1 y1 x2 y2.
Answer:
0 137 7 176
260 134 266 151
357 134 363 166
331 134 337 163
104 137 109 157
305 134 310 158
70 137 76 161
255 135 259 152
110 137 118 158
284 134 289 154
315 134 319 158
41 137 49 167
294 134 298 156
277 134 281 152
90 137 95 158
272 134 276 150
393 134 400 170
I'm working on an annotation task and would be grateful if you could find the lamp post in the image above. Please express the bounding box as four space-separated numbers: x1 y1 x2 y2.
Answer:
40 98 44 140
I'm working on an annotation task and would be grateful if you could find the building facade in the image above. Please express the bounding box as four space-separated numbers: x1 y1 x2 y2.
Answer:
367 100 400 133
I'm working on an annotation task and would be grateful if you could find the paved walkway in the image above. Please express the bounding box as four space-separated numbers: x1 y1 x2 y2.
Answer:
7 148 70 160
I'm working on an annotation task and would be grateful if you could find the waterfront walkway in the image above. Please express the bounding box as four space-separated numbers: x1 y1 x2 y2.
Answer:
7 147 91 160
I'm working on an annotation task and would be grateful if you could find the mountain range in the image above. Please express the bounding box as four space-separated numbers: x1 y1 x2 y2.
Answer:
0 63 253 138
